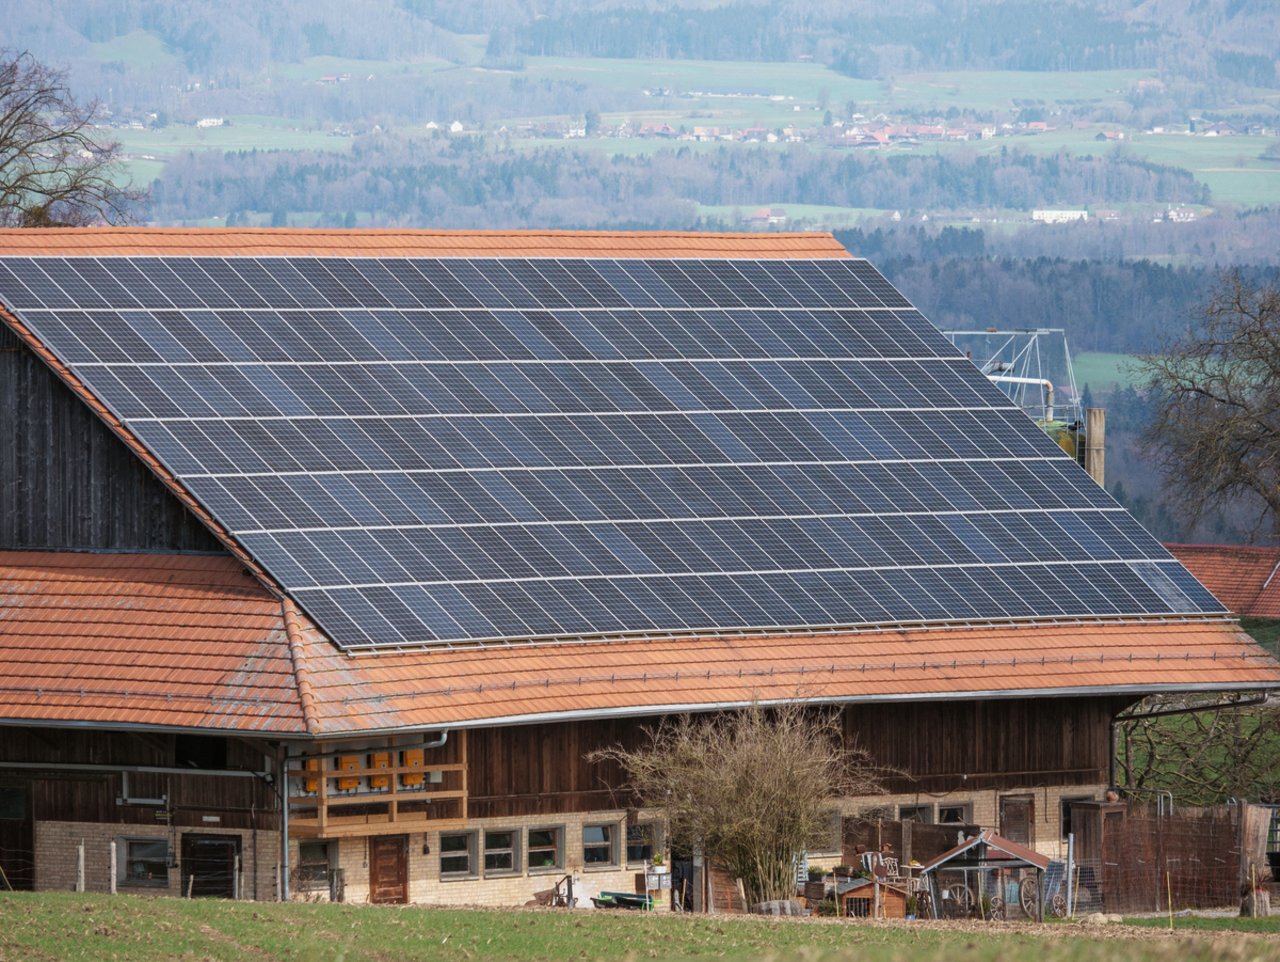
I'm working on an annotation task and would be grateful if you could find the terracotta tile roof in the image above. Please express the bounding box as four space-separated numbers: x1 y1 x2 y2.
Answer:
4 549 1278 736
1165 544 1280 619
0 228 850 259
293 619 1280 735
0 551 306 733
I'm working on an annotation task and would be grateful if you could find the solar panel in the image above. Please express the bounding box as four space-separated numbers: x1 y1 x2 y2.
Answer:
0 256 1226 649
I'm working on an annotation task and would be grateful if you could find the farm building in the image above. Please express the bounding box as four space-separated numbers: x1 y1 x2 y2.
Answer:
2 227 1278 907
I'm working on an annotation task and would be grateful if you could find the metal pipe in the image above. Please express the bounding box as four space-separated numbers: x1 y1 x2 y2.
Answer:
987 374 1055 420
0 760 270 778
281 744 289 903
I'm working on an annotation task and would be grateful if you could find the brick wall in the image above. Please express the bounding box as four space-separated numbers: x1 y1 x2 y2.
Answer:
292 809 666 909
35 820 280 899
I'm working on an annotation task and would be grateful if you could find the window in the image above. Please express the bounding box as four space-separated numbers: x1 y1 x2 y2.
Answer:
898 804 934 823
938 803 972 825
484 831 516 873
120 838 169 887
1060 796 1094 840
583 824 617 866
439 832 476 877
527 827 562 871
297 841 332 890
626 823 655 864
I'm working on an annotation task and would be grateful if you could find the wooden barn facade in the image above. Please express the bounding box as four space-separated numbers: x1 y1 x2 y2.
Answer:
2 227 1278 907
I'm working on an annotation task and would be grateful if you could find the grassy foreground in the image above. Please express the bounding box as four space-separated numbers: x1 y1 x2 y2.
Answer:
1 894 1278 962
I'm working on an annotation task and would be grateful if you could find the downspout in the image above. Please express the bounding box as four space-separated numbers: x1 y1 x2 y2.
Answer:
281 743 290 903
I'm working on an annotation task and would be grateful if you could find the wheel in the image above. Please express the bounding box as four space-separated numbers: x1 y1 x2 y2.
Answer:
1019 877 1040 918
943 884 973 918
988 896 1006 920
1050 893 1068 918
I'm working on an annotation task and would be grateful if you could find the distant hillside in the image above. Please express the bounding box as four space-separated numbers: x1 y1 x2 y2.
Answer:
9 0 1280 82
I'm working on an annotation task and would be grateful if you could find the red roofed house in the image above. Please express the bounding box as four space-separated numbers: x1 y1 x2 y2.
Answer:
2 228 1278 907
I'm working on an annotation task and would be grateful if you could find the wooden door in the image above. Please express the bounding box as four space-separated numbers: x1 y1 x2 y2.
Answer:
0 784 34 890
999 795 1035 846
369 835 408 904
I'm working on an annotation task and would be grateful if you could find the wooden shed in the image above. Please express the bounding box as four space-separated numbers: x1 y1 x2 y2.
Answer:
839 878 911 919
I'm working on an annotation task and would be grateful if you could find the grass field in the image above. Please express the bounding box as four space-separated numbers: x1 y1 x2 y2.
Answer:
1072 353 1143 392
1 893 1278 962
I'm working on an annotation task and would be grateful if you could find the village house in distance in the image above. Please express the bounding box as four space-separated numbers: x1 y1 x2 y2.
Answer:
1 228 1277 907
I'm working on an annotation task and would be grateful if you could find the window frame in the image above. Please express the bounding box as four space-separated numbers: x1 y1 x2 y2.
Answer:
526 826 564 873
438 830 478 879
625 822 657 866
938 802 973 826
119 836 170 888
582 823 619 868
898 803 935 824
483 829 518 876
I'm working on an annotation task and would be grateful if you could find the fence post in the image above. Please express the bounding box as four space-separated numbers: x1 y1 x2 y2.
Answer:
233 855 241 900
109 840 117 895
75 840 85 892
1065 832 1074 919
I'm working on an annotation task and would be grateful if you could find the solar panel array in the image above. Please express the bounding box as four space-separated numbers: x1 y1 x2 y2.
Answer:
0 255 1225 649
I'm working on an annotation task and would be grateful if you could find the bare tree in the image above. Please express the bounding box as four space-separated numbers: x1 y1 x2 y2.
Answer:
592 702 883 906
0 51 143 226
1138 272 1280 539
1116 695 1280 805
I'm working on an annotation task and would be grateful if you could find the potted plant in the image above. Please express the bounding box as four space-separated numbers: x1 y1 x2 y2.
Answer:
833 865 854 880
905 894 918 920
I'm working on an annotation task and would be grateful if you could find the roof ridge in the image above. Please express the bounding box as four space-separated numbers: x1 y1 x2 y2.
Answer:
282 598 321 736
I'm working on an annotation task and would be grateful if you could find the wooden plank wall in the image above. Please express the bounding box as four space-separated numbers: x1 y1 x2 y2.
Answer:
844 697 1125 794
0 729 278 830
0 329 222 551
466 696 1121 819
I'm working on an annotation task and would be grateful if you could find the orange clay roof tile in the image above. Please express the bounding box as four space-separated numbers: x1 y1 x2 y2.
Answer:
0 550 306 733
291 618 1280 734
0 227 850 259
1166 544 1280 620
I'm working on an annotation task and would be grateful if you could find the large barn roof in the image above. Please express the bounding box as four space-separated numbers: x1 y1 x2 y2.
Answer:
1 228 1278 735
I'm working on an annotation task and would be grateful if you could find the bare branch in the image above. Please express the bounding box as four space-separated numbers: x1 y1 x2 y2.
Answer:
0 50 145 226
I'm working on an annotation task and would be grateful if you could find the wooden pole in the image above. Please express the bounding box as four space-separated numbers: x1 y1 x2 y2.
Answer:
75 840 85 892
233 855 241 900
109 840 117 895
187 874 195 898
1166 869 1173 929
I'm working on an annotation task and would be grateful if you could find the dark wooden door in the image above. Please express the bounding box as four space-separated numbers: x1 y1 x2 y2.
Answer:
0 784 34 890
181 834 241 898
999 795 1035 846
369 835 408 904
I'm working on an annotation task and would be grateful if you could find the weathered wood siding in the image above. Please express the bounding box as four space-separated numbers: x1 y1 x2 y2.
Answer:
466 696 1124 819
0 729 278 831
0 328 222 551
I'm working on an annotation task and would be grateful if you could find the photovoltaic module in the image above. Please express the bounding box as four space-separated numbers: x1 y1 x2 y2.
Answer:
0 255 1225 649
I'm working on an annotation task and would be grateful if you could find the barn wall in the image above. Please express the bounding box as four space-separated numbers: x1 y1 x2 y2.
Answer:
467 696 1122 820
0 328 223 551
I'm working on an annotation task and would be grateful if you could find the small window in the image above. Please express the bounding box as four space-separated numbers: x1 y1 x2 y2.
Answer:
297 841 332 890
484 831 516 874
121 838 169 886
439 832 476 877
583 824 617 866
527 827 562 871
938 803 972 825
626 823 655 864
899 804 934 824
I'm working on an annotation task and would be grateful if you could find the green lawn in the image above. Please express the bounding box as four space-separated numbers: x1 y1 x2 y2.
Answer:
883 69 1152 113
1 893 1278 962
